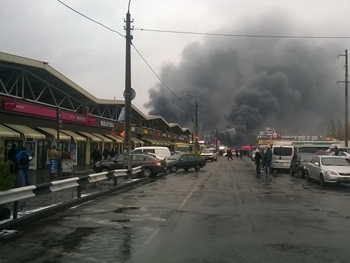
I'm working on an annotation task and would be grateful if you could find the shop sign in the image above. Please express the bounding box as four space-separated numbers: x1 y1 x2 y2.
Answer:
143 129 149 134
4 99 96 124
100 120 115 128
131 127 136 132
162 133 167 137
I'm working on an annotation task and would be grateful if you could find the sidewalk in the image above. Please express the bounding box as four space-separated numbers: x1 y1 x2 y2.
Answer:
29 164 95 185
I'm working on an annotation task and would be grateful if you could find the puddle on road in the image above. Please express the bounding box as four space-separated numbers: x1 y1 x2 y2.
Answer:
111 219 131 223
114 207 141 213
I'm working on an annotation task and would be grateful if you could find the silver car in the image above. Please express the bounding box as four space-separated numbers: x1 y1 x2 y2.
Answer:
305 156 350 187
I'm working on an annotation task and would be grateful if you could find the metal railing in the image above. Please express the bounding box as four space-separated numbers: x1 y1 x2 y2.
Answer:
0 166 142 220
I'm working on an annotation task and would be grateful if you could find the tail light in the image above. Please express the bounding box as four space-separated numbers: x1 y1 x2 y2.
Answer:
154 162 162 166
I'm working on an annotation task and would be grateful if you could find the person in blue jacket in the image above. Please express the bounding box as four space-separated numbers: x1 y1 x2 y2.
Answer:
15 146 32 187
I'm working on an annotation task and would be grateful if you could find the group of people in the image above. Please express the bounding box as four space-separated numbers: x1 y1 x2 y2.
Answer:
7 144 73 188
254 147 273 178
91 148 117 164
226 148 243 160
7 144 33 187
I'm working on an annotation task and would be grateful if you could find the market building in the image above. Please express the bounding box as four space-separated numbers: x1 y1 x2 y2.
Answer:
0 52 191 169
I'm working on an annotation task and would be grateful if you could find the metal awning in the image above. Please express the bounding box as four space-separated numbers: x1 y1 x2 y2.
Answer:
143 138 154 144
4 124 46 139
104 134 123 143
0 124 21 138
77 131 102 142
37 127 71 141
132 137 145 145
60 130 86 142
115 135 124 142
92 133 113 143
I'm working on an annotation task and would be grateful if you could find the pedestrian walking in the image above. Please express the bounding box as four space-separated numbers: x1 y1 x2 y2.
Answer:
254 149 263 174
15 146 32 187
334 146 339 156
235 150 239 159
227 149 233 160
263 147 273 180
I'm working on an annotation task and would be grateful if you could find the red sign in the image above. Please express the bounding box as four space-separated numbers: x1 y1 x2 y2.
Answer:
4 99 96 124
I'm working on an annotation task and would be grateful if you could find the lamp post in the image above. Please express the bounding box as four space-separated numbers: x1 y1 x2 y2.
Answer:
124 0 133 176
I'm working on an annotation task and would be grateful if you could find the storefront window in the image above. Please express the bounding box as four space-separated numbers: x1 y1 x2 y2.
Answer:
77 142 86 165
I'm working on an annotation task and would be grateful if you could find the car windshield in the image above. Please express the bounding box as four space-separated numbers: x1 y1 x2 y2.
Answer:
321 157 350 166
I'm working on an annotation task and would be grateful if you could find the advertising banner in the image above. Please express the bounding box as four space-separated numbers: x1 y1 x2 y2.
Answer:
50 159 59 175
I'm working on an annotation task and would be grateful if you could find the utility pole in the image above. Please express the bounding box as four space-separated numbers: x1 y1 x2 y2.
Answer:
124 1 133 176
194 101 199 152
195 101 198 139
215 128 218 151
339 50 349 147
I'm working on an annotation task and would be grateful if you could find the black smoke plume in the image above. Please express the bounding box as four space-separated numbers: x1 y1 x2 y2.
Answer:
144 11 347 146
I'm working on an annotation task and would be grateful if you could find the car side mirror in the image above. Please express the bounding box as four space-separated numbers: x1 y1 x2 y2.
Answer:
314 162 319 166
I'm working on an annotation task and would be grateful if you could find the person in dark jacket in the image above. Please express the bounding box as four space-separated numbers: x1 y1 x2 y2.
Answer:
7 144 18 174
263 147 273 178
15 146 32 187
103 148 110 160
254 149 263 174
227 149 233 160
91 148 102 164
334 146 339 156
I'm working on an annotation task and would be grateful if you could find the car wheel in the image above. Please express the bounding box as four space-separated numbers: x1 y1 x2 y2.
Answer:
195 164 201 171
184 168 189 172
320 174 326 187
290 168 294 176
306 171 311 182
211 159 214 162
101 167 110 172
170 165 178 173
143 168 152 177
298 169 304 178
215 157 217 161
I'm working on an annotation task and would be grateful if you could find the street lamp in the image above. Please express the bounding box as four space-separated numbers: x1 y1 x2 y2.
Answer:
185 93 199 151
124 0 133 176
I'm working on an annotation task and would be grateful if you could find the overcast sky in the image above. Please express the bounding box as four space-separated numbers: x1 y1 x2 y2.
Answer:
1 0 350 137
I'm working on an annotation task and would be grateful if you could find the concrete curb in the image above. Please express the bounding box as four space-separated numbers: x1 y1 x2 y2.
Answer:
0 177 150 232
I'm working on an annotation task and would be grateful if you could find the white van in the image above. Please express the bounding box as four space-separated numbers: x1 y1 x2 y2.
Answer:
200 148 218 161
132 147 171 160
271 145 294 172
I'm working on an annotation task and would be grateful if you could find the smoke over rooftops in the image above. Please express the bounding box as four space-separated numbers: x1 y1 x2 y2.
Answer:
144 10 347 145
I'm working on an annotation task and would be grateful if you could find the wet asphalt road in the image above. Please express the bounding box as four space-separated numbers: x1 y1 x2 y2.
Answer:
1 156 350 263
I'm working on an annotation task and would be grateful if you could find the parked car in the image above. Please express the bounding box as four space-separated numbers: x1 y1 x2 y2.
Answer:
132 146 171 159
250 150 257 161
304 156 350 187
166 153 206 172
290 152 316 178
330 151 350 161
200 148 218 162
93 153 166 177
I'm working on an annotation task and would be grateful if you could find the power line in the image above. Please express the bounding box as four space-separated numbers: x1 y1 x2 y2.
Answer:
134 28 350 39
132 43 194 107
56 0 124 37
